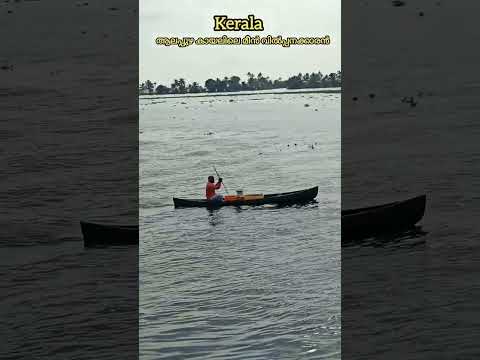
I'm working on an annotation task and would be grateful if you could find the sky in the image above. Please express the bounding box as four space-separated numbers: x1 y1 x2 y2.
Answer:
140 0 341 85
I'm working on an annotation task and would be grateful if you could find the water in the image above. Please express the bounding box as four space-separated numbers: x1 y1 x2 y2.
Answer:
139 90 341 359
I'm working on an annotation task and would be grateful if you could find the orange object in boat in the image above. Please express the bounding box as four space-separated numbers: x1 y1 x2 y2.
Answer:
224 195 240 202
224 194 264 202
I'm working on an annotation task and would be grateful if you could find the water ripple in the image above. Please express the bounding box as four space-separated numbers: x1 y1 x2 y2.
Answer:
140 92 340 359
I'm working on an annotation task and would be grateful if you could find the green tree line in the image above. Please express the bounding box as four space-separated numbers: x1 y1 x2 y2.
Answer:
139 71 341 95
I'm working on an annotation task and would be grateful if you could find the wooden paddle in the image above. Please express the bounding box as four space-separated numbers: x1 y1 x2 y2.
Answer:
213 166 230 194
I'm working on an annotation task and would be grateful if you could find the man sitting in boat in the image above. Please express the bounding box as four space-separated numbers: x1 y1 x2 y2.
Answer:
206 176 224 203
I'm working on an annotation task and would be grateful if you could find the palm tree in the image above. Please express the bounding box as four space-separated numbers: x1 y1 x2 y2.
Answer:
247 72 255 90
178 78 186 93
188 82 202 93
145 80 154 94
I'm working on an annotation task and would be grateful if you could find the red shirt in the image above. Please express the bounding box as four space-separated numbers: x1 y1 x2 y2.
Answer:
206 181 222 199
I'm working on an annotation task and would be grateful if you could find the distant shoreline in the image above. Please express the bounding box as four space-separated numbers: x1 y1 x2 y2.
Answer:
139 87 341 100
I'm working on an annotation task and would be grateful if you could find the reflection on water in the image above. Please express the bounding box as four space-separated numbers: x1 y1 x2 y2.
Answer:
207 208 223 226
343 226 428 248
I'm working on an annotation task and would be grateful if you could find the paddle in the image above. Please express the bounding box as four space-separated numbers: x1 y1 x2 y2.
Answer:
213 166 230 194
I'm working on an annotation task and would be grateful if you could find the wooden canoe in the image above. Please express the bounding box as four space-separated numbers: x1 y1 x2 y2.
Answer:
80 221 138 247
173 186 318 208
342 194 426 242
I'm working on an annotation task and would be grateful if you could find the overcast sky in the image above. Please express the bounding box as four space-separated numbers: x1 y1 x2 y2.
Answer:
140 0 341 85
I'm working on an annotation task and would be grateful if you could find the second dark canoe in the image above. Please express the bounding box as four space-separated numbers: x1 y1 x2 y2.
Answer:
80 221 139 247
173 186 318 208
342 194 426 242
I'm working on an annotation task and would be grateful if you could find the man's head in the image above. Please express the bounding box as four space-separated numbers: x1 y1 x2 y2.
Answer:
208 175 214 183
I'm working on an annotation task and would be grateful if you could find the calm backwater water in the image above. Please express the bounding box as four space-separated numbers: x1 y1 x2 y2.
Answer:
140 90 341 359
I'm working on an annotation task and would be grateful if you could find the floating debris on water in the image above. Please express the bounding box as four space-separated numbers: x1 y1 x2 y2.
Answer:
304 104 310 107
264 141 322 154
392 0 406 7
401 96 418 107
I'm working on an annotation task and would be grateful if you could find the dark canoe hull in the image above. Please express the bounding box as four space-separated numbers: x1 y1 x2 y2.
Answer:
80 221 138 247
173 186 318 208
342 194 426 242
